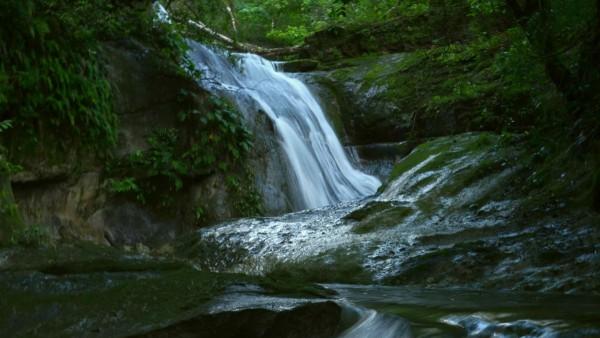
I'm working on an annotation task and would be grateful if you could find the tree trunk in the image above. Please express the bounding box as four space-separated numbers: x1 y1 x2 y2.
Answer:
505 0 577 100
222 0 238 34
578 0 600 97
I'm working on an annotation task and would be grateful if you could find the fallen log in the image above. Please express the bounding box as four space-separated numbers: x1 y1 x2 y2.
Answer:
187 19 305 59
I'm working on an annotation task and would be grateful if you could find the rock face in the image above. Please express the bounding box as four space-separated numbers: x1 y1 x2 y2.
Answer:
12 171 108 244
189 133 600 295
306 55 416 145
137 301 342 338
9 39 292 247
9 40 197 246
234 96 296 215
366 134 599 293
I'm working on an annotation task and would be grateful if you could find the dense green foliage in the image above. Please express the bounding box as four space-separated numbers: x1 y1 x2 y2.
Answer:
107 97 261 218
0 0 116 156
0 0 191 160
168 0 419 46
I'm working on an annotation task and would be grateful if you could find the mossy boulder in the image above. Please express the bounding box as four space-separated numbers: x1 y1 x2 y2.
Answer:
350 204 414 234
363 133 600 293
0 243 343 337
306 30 560 145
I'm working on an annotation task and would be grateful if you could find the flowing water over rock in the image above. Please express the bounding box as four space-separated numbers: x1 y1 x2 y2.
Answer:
179 133 600 337
184 134 524 280
187 42 380 209
327 284 600 337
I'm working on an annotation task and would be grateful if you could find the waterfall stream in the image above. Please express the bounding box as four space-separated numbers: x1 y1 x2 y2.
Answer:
187 42 381 210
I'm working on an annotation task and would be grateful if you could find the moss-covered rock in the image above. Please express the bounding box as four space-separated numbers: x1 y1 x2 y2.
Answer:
136 301 342 338
183 132 600 294
352 206 414 234
0 176 23 246
0 243 342 337
308 32 560 145
365 133 600 293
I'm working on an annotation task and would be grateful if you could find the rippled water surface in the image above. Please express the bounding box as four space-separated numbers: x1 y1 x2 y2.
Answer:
328 284 600 337
209 283 600 337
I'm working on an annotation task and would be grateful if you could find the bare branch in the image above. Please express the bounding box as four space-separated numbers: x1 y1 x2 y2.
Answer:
186 19 305 58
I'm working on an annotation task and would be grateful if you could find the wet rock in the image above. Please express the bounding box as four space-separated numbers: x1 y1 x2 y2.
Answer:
344 201 400 221
188 132 600 294
0 244 342 338
279 59 320 73
349 142 416 162
136 301 342 338
351 206 414 234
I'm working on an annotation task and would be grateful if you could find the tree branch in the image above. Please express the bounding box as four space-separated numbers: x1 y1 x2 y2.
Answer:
186 19 304 58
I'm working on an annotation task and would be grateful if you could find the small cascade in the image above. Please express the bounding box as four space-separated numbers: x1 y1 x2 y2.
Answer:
338 302 413 338
187 42 381 210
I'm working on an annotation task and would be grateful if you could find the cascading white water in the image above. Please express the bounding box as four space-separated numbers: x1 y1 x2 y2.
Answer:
187 42 381 209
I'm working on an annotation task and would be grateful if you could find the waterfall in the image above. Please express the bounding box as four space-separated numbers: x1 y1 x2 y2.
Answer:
187 42 381 210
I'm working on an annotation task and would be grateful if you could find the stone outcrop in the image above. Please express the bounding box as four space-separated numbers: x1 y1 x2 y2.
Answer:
136 302 342 338
9 39 293 247
0 243 344 338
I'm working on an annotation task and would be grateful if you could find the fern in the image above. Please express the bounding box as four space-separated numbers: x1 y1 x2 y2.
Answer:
0 120 12 133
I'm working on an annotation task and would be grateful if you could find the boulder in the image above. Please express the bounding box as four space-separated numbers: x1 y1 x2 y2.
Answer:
0 243 344 338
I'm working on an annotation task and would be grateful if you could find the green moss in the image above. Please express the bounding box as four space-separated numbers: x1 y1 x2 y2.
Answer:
352 206 414 234
387 133 498 184
376 132 525 218
344 201 398 221
0 269 244 337
518 140 600 211
8 224 52 248
386 138 450 183
266 248 372 284
325 30 560 145
106 97 260 218
0 176 23 246
0 243 243 337
0 242 332 337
